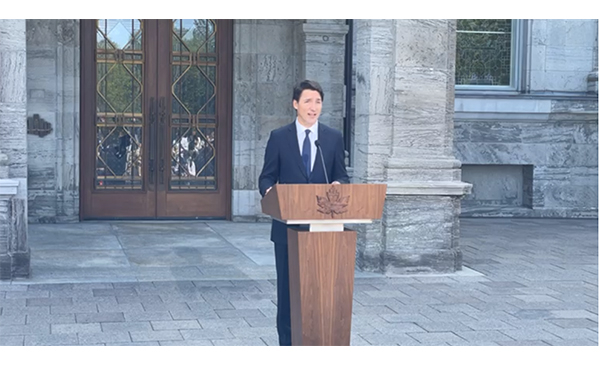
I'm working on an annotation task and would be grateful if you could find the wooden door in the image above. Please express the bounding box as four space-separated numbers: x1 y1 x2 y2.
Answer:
80 19 232 219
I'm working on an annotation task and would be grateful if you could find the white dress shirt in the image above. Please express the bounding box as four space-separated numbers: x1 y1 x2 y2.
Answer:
295 119 318 173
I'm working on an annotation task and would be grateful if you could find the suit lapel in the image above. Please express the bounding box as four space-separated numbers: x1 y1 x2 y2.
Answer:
286 122 308 179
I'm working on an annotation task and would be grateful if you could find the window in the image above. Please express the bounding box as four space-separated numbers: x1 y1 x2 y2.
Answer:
456 19 524 90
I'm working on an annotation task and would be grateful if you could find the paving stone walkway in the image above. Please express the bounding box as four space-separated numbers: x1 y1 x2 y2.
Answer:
1 218 597 346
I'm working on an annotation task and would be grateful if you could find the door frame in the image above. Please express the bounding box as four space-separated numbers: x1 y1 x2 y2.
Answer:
79 19 233 220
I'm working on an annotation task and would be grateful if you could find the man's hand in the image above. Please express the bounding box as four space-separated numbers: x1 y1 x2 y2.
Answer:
266 186 273 195
331 181 340 185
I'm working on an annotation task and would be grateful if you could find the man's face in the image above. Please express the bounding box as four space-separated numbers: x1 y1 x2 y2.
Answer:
293 89 322 128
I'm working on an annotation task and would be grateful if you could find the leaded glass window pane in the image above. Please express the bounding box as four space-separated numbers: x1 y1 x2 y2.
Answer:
95 19 144 190
456 19 513 86
170 19 218 191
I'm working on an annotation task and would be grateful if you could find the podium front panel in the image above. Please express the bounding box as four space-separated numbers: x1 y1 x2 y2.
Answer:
287 227 357 346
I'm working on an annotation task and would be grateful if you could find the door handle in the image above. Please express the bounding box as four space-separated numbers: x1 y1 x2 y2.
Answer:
148 97 156 185
158 97 166 186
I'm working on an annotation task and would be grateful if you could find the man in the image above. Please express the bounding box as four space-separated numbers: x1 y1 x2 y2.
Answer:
258 80 350 346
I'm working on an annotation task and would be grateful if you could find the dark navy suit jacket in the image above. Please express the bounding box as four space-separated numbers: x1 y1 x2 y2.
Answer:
258 121 350 244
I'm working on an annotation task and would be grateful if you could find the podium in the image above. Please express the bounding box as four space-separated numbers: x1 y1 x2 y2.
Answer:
261 183 387 346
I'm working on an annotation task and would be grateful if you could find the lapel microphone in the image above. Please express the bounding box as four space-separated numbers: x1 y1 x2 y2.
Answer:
314 140 329 184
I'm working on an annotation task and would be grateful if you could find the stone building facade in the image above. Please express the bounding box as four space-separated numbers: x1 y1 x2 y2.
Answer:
0 19 597 279
456 20 598 219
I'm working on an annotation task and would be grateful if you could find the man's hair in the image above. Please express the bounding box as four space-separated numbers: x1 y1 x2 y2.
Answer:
292 80 324 102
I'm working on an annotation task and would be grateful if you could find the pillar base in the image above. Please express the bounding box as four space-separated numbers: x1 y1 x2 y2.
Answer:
356 186 470 275
383 248 462 274
0 179 29 280
0 250 30 280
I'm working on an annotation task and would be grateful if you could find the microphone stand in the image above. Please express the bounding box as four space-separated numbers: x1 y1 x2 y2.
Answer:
315 140 329 184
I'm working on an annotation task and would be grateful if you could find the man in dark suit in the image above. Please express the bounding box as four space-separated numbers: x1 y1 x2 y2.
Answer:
258 80 350 346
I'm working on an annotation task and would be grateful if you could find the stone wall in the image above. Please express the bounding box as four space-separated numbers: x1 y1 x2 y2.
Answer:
25 19 80 223
231 20 349 220
529 19 597 93
455 98 598 218
231 20 302 220
455 19 598 218
0 20 29 279
15 18 599 224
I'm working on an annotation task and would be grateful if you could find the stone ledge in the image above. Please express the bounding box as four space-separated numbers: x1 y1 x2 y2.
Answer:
386 181 472 196
455 96 598 121
300 23 349 36
386 158 463 170
455 97 553 114
0 179 19 196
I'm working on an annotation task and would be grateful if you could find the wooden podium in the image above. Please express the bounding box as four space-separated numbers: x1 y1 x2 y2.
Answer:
261 184 387 346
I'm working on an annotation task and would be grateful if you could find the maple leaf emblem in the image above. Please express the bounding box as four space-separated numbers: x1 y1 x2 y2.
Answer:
316 186 350 218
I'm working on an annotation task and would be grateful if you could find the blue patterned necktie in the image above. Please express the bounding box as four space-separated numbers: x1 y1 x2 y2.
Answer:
302 129 311 177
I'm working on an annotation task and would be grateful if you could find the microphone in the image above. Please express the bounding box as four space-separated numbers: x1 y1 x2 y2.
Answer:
314 140 329 184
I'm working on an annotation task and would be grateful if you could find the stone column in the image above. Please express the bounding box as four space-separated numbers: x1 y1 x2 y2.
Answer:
0 19 29 279
354 19 471 274
297 20 348 132
26 20 80 222
352 19 395 271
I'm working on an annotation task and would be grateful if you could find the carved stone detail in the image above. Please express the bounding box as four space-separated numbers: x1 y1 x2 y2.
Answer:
27 114 53 137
